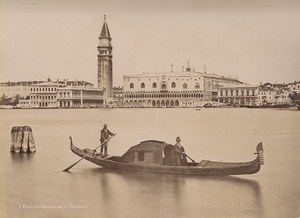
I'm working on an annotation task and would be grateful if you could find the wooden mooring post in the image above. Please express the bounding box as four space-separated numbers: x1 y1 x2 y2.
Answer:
10 126 36 153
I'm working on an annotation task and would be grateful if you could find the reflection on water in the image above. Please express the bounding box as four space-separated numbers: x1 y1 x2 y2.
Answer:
64 168 264 218
10 153 35 162
9 153 36 172
1 108 299 218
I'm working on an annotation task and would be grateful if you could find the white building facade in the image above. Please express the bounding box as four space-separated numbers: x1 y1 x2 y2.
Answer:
16 99 31 108
29 81 61 108
211 75 243 100
257 88 277 105
0 80 93 99
257 87 291 105
123 71 210 107
217 85 259 106
0 81 43 98
57 87 103 108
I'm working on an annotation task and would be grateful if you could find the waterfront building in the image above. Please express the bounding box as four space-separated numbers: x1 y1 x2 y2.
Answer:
0 79 94 107
97 15 113 99
123 67 211 107
275 89 292 105
113 86 124 103
0 79 93 99
57 87 103 108
16 99 31 108
30 82 103 108
29 81 62 108
217 85 259 106
288 81 300 93
210 74 243 101
256 87 277 105
0 81 43 98
256 86 292 105
123 63 243 107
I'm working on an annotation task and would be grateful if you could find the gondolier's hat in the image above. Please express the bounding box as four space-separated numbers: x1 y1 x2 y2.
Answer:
176 136 181 141
103 124 107 128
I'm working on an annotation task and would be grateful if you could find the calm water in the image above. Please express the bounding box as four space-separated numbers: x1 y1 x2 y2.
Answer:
0 108 299 218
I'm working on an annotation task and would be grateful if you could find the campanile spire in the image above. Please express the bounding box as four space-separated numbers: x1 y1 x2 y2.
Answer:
100 15 111 39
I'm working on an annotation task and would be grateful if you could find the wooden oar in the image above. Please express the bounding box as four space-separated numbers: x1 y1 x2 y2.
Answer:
62 134 116 172
185 153 196 163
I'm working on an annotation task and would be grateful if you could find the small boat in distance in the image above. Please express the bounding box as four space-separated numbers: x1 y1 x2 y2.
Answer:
69 137 264 176
245 104 291 109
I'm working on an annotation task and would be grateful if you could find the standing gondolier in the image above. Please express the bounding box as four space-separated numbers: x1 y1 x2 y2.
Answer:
174 136 188 166
99 124 115 156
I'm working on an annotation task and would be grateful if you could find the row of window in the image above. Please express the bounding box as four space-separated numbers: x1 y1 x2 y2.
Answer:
219 98 256 104
125 100 180 106
259 92 274 95
128 78 201 82
220 89 256 97
31 102 57 106
60 101 72 107
30 95 56 100
125 92 204 99
59 92 78 98
259 96 273 100
29 93 102 100
57 91 101 97
31 87 57 92
82 91 101 96
124 100 196 107
129 82 201 89
152 100 179 107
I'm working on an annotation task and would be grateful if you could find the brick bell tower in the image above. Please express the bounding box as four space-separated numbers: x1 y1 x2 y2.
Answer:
97 15 113 98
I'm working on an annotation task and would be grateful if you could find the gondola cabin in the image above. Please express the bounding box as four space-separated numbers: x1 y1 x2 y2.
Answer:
121 140 178 166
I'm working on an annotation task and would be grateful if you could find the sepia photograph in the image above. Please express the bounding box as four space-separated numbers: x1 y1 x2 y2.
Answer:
0 0 299 217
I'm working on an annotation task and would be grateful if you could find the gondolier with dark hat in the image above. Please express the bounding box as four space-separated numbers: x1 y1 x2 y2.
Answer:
97 124 115 156
174 136 188 166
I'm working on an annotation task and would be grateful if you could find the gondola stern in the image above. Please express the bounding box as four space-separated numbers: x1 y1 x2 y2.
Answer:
69 136 73 147
255 142 264 166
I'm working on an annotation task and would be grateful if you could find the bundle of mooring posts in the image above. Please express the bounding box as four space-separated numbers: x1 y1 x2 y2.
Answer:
10 126 36 153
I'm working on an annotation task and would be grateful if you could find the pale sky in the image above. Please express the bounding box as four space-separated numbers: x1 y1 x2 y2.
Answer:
1 0 299 86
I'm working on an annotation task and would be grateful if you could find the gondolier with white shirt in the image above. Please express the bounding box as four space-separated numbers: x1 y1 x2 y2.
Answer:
98 124 115 156
174 136 188 166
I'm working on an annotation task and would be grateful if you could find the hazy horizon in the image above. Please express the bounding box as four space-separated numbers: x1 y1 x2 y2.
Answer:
1 0 299 87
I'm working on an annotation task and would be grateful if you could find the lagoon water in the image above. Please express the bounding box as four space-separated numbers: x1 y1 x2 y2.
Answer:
0 108 299 218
